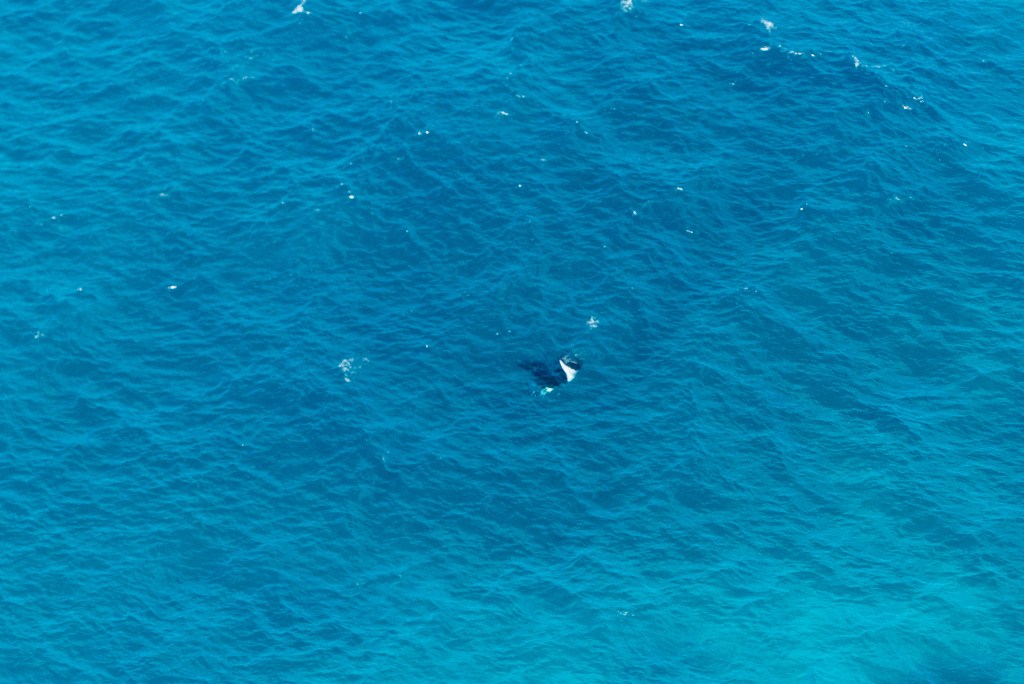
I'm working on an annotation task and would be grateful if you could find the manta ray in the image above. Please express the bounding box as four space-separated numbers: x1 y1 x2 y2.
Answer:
519 355 581 395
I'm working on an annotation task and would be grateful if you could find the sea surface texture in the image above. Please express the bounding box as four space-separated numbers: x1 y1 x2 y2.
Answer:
2 0 1022 681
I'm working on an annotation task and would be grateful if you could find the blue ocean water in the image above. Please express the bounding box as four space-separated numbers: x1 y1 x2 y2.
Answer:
2 0 1023 680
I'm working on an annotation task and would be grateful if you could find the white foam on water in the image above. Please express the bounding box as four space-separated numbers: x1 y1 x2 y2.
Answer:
337 357 366 383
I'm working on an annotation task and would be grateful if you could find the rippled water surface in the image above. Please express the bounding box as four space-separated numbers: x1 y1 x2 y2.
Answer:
2 1 1022 681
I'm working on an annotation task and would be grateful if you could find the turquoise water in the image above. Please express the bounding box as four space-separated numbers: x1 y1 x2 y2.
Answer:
2 1 1022 681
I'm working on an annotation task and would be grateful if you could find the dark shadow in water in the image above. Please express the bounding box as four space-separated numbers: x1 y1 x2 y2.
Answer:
519 360 566 389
